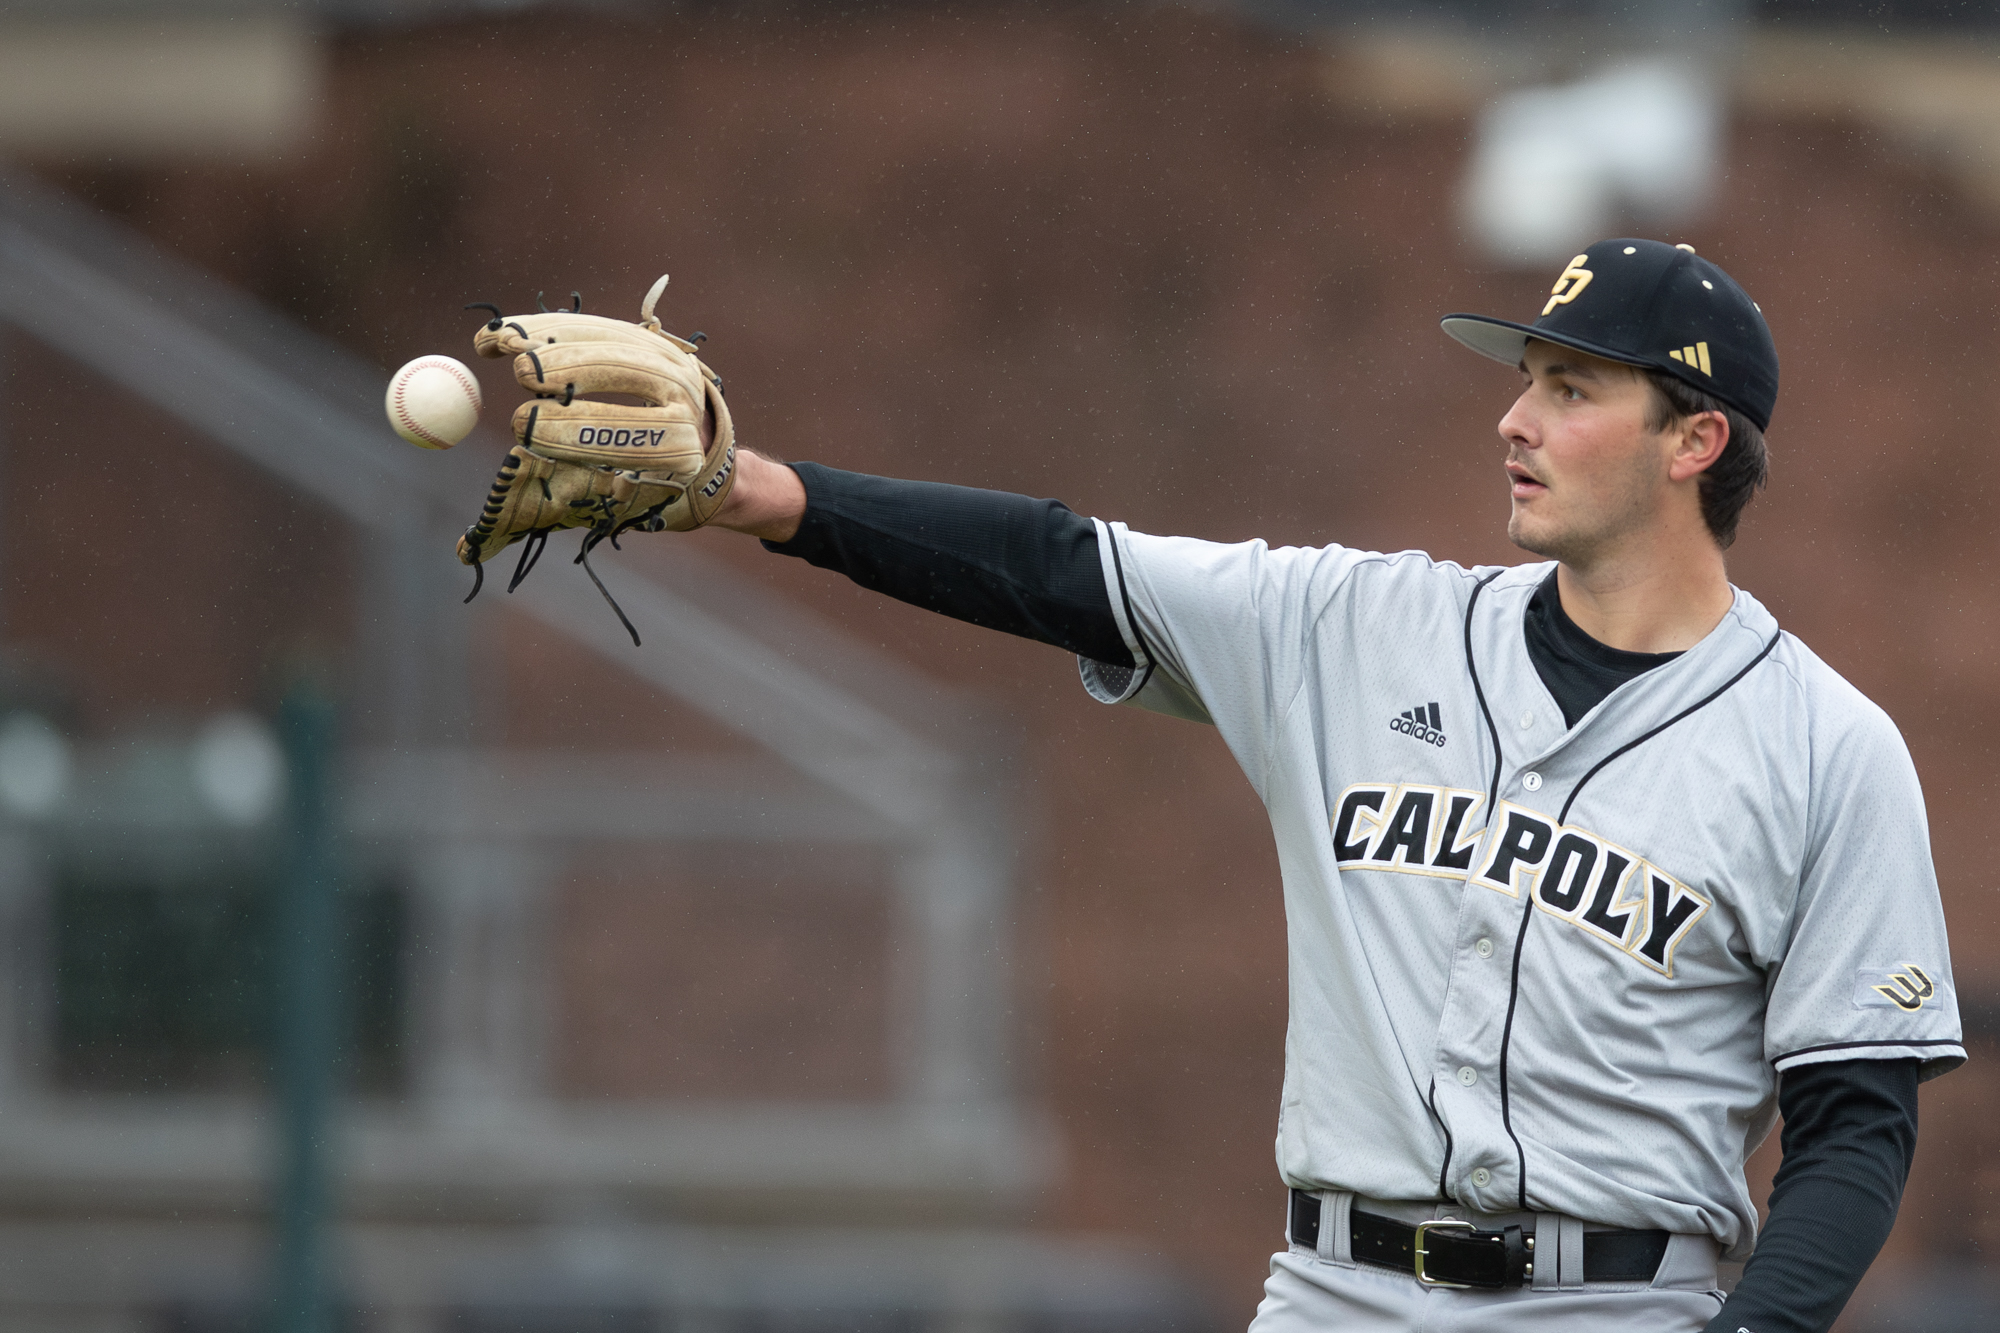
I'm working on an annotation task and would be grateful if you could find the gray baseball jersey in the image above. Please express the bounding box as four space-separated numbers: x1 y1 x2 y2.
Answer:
1079 525 1964 1259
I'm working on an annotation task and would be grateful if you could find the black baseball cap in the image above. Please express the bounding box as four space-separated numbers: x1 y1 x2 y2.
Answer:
1440 239 1779 431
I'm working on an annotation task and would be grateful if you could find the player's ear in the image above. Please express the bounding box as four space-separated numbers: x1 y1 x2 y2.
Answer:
1668 409 1730 482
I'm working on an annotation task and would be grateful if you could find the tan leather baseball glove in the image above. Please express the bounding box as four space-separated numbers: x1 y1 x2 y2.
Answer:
456 275 737 644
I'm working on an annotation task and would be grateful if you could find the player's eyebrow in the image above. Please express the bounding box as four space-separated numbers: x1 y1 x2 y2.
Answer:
1519 358 1603 382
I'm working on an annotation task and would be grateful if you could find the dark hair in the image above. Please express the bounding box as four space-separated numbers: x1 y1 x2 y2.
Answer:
1643 370 1768 549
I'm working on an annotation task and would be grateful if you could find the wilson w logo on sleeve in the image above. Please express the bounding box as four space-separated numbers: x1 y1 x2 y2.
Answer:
1853 964 1945 1012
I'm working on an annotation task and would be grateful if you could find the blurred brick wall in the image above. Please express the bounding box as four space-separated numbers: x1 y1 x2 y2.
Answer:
5 343 354 732
23 2 2000 1314
555 845 895 1101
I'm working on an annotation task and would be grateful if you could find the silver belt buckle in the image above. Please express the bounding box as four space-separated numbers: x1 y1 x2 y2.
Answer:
1413 1218 1477 1288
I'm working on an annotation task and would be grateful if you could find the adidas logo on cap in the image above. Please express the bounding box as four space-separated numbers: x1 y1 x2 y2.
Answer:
1389 702 1446 747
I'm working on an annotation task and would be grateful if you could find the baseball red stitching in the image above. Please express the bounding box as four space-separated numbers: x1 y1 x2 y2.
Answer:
393 356 481 448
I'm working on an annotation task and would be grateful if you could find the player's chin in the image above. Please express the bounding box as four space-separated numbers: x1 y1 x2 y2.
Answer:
1506 510 1561 558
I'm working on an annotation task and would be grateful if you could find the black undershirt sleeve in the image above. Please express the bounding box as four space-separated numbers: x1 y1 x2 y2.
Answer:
1706 1059 1920 1333
760 461 1133 667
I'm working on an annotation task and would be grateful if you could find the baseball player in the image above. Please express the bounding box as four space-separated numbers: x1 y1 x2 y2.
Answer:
458 239 1963 1331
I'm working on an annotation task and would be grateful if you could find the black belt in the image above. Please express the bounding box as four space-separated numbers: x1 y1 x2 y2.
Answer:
1288 1189 1669 1289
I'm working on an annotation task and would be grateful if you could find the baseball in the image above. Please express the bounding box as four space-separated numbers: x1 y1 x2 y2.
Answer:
386 354 481 450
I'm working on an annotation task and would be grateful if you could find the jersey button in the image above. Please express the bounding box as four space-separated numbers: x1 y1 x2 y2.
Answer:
1522 771 1543 792
1474 937 1495 958
1518 711 1534 730
1471 1167 1493 1188
1456 1065 1478 1087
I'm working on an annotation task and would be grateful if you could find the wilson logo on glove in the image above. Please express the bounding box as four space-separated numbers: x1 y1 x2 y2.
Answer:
700 445 737 499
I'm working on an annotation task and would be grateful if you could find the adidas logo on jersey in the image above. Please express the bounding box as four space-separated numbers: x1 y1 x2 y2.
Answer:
1389 701 1446 747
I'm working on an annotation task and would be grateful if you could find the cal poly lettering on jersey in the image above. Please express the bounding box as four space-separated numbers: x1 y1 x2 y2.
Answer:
1331 784 1710 978
1474 800 1709 977
1331 783 1486 879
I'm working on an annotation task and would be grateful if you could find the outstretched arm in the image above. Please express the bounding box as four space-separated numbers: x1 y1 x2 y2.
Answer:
710 452 1132 667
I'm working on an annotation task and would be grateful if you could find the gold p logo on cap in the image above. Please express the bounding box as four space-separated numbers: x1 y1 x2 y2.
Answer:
1541 255 1595 316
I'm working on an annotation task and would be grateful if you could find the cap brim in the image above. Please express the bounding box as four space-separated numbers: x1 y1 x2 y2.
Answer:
1439 314 1653 372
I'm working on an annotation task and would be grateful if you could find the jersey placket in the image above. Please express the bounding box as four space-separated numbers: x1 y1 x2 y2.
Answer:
1415 573 1558 1210
1426 727 1574 1212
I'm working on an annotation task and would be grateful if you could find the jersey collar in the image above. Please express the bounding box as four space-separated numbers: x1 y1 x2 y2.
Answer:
1471 562 1782 752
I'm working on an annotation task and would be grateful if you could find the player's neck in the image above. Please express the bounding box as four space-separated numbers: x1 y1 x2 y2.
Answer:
1554 529 1733 655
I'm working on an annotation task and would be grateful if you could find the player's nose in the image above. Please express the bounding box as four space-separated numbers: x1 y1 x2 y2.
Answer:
1497 390 1538 450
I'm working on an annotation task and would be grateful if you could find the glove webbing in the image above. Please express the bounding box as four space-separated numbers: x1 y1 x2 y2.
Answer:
460 445 675 646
